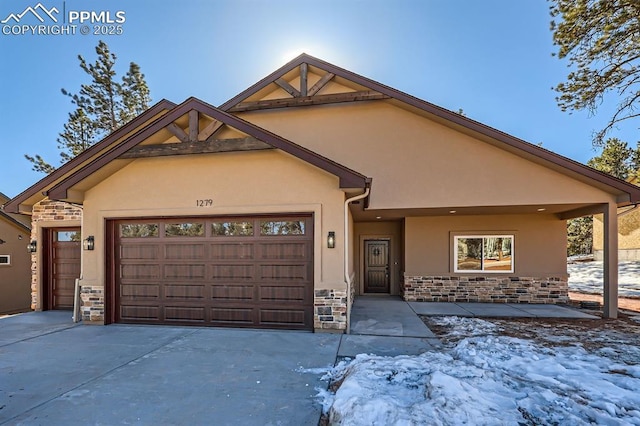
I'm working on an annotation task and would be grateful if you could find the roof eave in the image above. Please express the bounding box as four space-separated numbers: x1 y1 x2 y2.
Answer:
4 99 177 214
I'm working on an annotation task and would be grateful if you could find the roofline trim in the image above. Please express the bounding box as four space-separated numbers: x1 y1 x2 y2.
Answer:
4 99 177 213
46 97 369 200
220 53 640 204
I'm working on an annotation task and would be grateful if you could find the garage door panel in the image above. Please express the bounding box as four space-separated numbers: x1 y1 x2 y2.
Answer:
164 284 205 299
121 284 160 298
210 307 254 324
112 215 313 330
258 242 308 259
121 245 159 260
259 285 306 302
210 264 255 281
164 264 206 279
210 243 254 260
165 306 205 322
259 309 306 326
121 264 160 279
211 285 254 301
260 264 307 281
165 244 205 259
120 305 160 321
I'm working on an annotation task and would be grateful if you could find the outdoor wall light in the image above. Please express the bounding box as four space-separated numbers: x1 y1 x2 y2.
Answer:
27 240 37 253
0 238 5 244
327 231 336 249
83 236 95 251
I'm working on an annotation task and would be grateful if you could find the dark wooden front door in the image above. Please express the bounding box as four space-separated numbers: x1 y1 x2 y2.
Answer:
107 215 314 330
364 239 390 293
44 228 81 310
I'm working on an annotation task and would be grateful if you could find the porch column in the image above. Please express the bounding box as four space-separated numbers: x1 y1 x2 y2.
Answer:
603 201 618 318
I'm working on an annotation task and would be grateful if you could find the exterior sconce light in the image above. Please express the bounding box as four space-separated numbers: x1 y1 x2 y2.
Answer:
27 240 37 253
327 231 336 249
0 238 5 244
83 236 95 251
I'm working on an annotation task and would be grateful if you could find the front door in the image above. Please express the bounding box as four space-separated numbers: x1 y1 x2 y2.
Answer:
364 239 390 293
43 228 81 310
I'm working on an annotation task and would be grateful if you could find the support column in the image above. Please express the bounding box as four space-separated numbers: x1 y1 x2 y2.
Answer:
603 201 618 318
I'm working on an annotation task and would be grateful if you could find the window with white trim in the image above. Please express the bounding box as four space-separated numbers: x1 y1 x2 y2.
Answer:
454 235 514 273
0 255 10 266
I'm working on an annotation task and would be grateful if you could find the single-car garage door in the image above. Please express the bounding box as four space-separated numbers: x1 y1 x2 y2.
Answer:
107 215 313 330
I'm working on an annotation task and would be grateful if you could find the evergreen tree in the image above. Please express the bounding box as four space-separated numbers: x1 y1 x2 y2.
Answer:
550 0 640 146
567 137 639 256
586 138 635 179
25 40 151 173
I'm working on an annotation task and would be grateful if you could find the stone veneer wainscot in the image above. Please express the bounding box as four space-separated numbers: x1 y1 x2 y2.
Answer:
403 275 569 304
314 289 347 331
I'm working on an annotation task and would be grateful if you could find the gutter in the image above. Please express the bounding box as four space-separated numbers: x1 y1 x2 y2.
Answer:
344 187 370 334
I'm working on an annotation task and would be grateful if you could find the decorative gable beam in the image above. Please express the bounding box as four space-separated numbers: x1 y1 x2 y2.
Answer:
308 72 335 96
189 110 199 142
119 137 273 159
227 90 390 112
275 78 300 98
198 119 224 141
166 123 189 142
300 63 308 97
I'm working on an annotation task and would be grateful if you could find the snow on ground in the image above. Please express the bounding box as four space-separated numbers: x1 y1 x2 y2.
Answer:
316 316 640 425
568 260 640 297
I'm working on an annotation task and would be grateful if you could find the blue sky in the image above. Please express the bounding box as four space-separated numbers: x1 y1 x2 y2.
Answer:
0 0 636 198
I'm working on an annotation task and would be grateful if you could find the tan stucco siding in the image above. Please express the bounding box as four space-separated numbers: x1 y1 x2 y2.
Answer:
80 150 347 291
404 214 567 277
239 102 616 209
0 220 31 314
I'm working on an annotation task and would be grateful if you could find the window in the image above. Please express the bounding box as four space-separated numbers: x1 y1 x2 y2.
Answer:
455 235 513 273
0 255 10 265
211 221 253 236
165 223 204 237
260 220 306 236
120 224 159 238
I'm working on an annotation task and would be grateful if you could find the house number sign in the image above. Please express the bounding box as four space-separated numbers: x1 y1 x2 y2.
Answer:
196 199 213 207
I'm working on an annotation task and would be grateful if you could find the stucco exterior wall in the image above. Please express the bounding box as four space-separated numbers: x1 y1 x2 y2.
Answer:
0 219 31 314
404 214 567 277
402 214 569 303
80 150 348 327
238 102 617 210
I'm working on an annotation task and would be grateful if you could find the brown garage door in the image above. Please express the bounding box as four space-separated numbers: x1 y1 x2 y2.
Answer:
107 215 313 330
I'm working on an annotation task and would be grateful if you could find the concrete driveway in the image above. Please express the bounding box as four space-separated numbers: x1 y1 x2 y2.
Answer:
0 312 341 425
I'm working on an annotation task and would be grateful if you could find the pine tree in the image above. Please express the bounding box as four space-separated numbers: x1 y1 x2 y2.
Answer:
550 0 640 146
25 40 151 173
586 138 634 179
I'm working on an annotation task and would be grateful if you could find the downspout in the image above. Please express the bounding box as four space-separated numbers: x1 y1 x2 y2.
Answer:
71 203 84 323
344 187 370 335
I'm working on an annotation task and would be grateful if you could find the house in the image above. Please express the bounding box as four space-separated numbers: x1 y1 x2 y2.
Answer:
593 206 640 261
5 54 640 331
0 192 31 314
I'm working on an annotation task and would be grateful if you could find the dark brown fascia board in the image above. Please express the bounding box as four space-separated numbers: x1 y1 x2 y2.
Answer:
4 99 177 214
220 53 640 205
0 210 31 232
46 97 369 201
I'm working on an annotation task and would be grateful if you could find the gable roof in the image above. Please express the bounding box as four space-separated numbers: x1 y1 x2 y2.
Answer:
220 53 640 205
4 99 177 214
6 98 369 213
0 192 30 232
